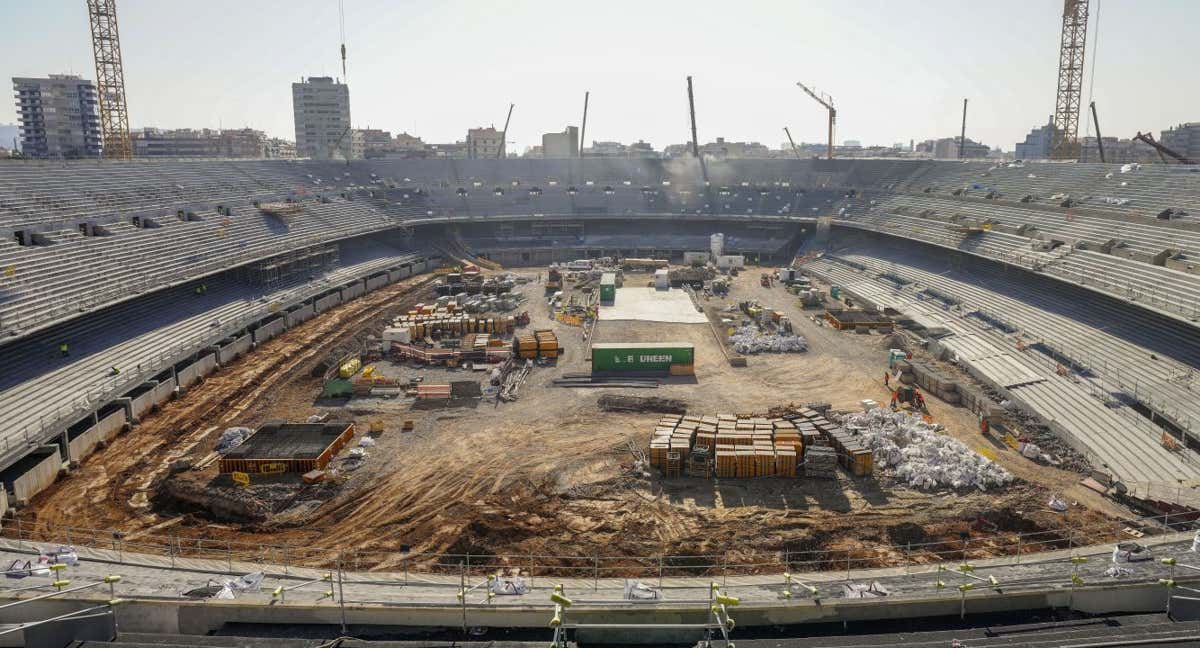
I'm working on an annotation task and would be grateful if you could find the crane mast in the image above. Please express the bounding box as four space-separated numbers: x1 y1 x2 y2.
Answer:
783 127 802 159
795 81 835 160
1051 0 1089 160
497 103 514 159
87 0 133 160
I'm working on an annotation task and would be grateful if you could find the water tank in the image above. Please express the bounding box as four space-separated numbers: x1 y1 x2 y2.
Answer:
710 233 725 258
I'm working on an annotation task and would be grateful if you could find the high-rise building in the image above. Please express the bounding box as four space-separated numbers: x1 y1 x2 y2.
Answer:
355 128 393 158
292 77 352 159
12 74 102 158
542 126 579 158
1014 116 1057 160
1160 123 1200 161
467 127 504 159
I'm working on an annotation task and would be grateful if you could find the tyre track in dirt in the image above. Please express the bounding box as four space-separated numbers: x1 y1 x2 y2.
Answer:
21 274 438 537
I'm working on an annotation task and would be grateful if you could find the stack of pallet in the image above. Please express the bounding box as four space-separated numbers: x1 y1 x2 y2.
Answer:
514 333 538 359
396 310 516 339
535 329 559 358
416 384 451 400
672 414 809 479
826 427 874 477
665 451 683 477
805 446 838 479
649 415 680 468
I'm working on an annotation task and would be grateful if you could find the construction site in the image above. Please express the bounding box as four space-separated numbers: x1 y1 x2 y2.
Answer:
8 1 1200 646
14 256 1141 574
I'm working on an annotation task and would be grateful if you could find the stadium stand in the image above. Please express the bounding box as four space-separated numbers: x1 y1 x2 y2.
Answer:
3 156 1200 508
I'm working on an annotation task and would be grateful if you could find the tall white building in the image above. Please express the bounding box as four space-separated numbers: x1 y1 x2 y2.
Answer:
292 77 352 160
12 74 102 158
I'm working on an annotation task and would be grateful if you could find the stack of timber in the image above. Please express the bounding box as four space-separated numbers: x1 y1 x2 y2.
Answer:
514 329 560 360
656 413 805 479
416 384 452 400
395 308 516 339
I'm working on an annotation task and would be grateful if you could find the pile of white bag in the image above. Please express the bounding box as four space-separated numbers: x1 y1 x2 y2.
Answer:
843 408 1013 491
730 325 807 354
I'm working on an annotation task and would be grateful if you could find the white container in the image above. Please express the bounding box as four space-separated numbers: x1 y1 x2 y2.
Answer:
383 327 411 343
654 268 670 290
710 233 725 258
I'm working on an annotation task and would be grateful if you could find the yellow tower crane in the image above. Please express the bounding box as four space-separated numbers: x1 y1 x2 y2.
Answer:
795 81 836 160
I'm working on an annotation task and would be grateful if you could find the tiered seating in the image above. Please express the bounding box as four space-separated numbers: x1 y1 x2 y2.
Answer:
802 244 1200 487
0 195 396 337
0 241 422 455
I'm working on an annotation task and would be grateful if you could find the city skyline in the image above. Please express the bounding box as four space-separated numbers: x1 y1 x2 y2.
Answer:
2 0 1198 154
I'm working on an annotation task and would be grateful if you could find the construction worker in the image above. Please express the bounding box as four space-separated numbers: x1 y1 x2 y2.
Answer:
109 366 120 376
889 390 898 411
883 371 890 387
59 342 69 357
980 416 990 435
914 390 927 414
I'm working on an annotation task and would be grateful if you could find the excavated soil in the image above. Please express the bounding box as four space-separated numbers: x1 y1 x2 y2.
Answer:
14 268 1135 574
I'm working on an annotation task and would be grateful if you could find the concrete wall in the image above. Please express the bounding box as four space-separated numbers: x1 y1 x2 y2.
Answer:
388 266 411 282
365 273 389 292
314 292 341 313
67 408 126 464
127 382 158 422
252 317 285 345
286 303 315 328
11 449 60 504
340 280 365 302
152 376 176 407
176 352 216 390
216 334 252 365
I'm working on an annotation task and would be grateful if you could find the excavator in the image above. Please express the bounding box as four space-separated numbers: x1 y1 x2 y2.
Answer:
1133 131 1197 165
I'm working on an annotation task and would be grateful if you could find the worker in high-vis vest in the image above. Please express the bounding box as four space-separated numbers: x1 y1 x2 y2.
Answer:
59 342 69 357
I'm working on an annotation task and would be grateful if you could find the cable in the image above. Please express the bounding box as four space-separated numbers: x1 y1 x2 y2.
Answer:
1084 0 1101 141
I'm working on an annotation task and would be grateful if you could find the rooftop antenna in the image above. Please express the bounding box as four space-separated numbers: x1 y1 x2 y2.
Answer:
579 91 589 158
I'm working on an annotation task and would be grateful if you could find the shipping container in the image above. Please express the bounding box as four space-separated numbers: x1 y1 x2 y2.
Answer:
600 272 616 303
592 342 694 373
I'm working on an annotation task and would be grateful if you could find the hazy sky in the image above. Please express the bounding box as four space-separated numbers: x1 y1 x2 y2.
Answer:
2 0 1197 153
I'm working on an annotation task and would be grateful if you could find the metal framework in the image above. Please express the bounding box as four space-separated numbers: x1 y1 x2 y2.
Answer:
87 0 133 160
1051 0 1089 160
796 81 836 160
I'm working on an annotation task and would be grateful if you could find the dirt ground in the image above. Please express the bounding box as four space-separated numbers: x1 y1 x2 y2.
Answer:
17 265 1136 573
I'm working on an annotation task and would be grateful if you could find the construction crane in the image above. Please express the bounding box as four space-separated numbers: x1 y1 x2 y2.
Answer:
579 91 589 158
1089 101 1105 163
339 0 348 80
686 76 707 183
959 98 968 159
1050 0 1089 160
783 127 802 159
1134 132 1196 165
497 103 514 159
795 82 835 160
87 0 133 160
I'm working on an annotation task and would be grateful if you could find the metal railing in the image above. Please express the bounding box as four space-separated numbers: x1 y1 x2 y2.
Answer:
3 511 1196 582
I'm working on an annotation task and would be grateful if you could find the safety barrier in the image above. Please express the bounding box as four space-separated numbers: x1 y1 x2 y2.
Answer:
3 512 1197 582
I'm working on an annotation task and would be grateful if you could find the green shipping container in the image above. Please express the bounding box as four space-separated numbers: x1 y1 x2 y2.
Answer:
600 272 616 302
591 342 694 373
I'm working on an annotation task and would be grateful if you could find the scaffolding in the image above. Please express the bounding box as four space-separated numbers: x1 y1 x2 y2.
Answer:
241 244 339 288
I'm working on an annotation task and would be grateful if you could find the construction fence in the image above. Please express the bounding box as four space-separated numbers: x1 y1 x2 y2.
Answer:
2 511 1196 584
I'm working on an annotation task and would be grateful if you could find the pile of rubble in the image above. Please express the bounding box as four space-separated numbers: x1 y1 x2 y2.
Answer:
730 325 808 354
843 408 1013 491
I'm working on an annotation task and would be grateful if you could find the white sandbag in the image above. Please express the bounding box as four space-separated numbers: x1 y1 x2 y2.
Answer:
842 408 1012 491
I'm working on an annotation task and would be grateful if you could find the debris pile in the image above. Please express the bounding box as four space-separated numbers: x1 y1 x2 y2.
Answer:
843 408 1013 491
729 325 808 354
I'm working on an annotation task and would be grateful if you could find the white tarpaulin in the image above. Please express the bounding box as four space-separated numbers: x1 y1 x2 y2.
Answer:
843 408 1013 491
